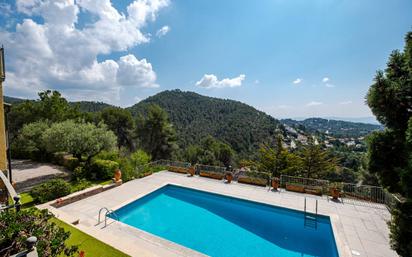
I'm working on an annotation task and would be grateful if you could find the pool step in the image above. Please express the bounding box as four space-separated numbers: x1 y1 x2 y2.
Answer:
304 198 318 229
304 214 317 228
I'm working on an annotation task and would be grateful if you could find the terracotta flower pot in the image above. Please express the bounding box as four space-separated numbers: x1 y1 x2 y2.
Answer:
225 173 233 183
188 166 195 176
331 188 340 200
271 178 279 190
114 169 122 182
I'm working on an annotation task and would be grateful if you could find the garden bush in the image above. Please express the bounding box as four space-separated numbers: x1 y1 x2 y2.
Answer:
118 157 135 182
89 159 119 180
130 150 151 168
0 208 78 256
70 179 93 192
30 179 71 204
93 150 120 162
62 156 80 171
72 166 87 180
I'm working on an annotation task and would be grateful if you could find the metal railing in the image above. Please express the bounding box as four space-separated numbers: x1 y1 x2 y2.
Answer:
245 170 270 179
131 160 402 211
341 183 401 210
279 174 400 210
195 164 226 173
97 207 119 228
154 160 191 168
280 175 329 189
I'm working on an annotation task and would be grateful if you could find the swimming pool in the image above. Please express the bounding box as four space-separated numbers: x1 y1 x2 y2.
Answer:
111 184 339 257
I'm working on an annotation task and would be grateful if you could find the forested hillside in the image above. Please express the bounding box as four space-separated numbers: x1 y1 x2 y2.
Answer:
282 118 383 138
128 90 282 157
70 101 115 113
4 96 25 104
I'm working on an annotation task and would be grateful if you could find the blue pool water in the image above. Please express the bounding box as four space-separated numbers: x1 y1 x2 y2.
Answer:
112 185 339 257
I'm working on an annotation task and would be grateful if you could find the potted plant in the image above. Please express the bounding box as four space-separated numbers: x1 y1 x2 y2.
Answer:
330 182 341 200
114 169 122 182
188 166 195 176
225 172 233 183
271 177 280 190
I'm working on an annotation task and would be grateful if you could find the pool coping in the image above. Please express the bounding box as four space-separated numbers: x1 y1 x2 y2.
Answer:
108 182 342 256
38 171 395 257
106 182 348 257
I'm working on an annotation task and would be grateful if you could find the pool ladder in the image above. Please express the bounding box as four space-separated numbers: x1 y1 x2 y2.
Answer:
97 207 119 228
304 197 318 229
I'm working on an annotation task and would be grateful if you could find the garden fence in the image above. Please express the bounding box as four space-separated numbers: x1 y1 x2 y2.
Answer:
341 183 401 210
280 175 329 191
195 164 226 174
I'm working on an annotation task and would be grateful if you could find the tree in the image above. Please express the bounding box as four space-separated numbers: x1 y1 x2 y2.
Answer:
100 107 135 150
183 136 235 167
37 90 79 122
136 104 178 160
366 31 412 256
299 139 337 179
257 135 289 177
254 135 301 177
42 120 117 162
7 100 39 141
13 121 50 160
8 90 80 146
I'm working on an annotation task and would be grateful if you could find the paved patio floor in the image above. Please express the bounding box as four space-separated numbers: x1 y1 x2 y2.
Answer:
39 171 397 257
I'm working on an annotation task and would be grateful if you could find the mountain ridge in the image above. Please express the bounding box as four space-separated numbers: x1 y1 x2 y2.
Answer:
127 89 281 156
4 94 380 125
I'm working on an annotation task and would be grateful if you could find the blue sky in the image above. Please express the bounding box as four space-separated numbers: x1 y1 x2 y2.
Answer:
1 0 411 119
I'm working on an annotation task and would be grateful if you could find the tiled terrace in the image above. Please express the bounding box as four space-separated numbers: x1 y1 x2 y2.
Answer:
39 171 397 257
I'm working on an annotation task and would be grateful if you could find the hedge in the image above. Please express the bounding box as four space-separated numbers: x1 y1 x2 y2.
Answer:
30 179 72 204
89 159 119 180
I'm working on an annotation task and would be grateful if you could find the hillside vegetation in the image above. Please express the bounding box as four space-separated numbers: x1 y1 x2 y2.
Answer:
70 101 114 113
127 90 281 157
282 118 382 138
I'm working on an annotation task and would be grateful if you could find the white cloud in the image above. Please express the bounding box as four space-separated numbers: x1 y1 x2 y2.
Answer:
293 78 302 84
117 54 158 87
156 25 170 37
322 77 335 88
339 100 352 105
2 0 169 104
196 74 245 89
306 101 323 107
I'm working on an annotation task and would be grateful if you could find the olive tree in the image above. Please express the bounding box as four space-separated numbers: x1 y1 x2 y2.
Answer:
42 120 117 162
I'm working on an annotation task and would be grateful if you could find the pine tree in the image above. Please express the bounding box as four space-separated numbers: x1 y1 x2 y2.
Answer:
366 31 412 256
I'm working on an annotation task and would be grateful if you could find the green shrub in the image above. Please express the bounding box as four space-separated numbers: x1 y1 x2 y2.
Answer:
0 208 78 256
72 166 87 180
118 157 135 182
93 150 120 162
52 152 67 165
63 156 80 171
130 150 151 168
70 179 93 192
30 179 71 204
90 159 119 180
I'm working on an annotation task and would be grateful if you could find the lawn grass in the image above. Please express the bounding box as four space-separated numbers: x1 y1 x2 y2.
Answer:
19 192 35 208
51 218 130 257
